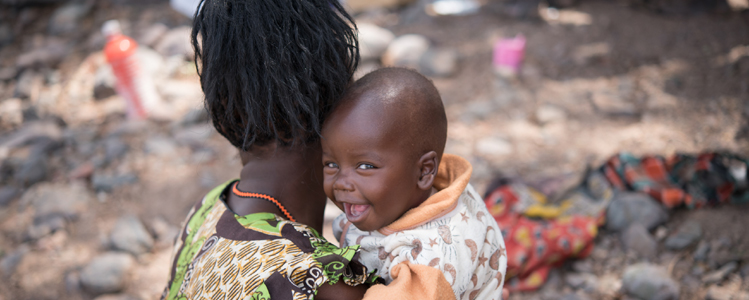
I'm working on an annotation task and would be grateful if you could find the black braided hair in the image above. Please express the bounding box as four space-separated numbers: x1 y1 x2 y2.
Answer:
191 0 359 150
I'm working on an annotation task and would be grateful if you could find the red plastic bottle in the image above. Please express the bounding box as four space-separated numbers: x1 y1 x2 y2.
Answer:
103 20 148 119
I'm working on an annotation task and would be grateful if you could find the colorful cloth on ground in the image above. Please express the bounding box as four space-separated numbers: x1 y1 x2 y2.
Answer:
333 154 507 300
162 180 379 300
601 152 749 208
483 182 598 292
482 151 749 292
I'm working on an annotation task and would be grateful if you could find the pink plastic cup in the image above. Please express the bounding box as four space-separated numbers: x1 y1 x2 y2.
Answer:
493 35 526 77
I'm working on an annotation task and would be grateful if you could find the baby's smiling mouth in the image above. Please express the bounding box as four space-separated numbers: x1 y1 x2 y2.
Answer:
342 202 371 222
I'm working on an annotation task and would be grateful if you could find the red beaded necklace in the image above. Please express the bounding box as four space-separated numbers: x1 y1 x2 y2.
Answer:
231 182 296 222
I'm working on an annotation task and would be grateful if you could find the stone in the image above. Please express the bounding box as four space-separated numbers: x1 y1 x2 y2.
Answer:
110 215 154 255
536 104 567 124
0 98 24 127
92 173 138 192
571 260 593 273
0 22 12 46
691 264 707 276
358 23 395 61
173 124 214 146
419 48 458 77
93 64 116 100
178 108 209 127
154 26 194 60
145 136 177 155
15 69 41 99
0 186 20 206
741 264 749 278
605 192 668 232
622 263 679 300
94 294 141 300
48 2 92 35
65 271 80 292
14 156 48 186
104 138 128 163
382 34 430 68
622 223 657 258
702 262 738 284
693 242 710 261
150 217 179 247
22 182 91 221
0 121 62 157
654 226 668 241
15 38 70 68
137 23 168 48
345 0 417 13
0 67 16 80
475 136 512 156
565 272 598 292
79 252 134 294
664 221 702 250
0 245 29 276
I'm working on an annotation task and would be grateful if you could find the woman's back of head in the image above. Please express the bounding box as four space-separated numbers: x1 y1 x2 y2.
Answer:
192 0 359 151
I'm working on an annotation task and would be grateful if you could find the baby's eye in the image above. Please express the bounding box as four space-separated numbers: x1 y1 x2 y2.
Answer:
357 163 376 170
324 162 338 169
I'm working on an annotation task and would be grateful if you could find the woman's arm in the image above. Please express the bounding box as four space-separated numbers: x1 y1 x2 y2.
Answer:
316 280 368 300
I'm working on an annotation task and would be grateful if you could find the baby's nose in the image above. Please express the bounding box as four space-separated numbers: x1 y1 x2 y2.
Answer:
333 176 354 192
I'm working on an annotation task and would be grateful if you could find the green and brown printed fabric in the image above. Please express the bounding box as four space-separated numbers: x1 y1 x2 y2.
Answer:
162 180 379 300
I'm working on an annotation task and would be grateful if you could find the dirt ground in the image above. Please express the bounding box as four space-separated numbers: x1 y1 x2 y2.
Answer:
0 0 747 299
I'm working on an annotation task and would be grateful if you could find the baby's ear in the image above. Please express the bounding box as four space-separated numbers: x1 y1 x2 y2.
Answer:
417 151 439 190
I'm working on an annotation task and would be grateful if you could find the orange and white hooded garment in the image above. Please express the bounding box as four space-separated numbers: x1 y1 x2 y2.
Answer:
333 154 507 300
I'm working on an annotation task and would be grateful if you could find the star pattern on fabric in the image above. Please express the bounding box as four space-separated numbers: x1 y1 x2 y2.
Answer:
460 212 470 222
478 254 488 267
428 238 439 248
499 244 506 258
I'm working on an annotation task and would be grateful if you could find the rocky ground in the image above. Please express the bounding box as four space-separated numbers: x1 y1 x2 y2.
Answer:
0 0 748 299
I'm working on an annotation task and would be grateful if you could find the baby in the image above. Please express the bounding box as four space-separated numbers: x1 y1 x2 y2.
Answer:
323 68 507 300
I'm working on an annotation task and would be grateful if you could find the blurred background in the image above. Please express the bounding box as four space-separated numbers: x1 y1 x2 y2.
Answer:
0 0 747 299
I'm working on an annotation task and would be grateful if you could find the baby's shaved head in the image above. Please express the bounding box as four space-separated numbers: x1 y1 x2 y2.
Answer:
336 67 447 160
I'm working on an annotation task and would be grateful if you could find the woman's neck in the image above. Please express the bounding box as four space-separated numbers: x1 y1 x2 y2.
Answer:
227 143 328 232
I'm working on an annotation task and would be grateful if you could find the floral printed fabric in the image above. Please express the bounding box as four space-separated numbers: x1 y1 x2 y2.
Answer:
334 184 507 300
162 180 379 300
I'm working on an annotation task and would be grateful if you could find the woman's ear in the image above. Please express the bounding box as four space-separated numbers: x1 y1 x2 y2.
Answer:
417 151 439 190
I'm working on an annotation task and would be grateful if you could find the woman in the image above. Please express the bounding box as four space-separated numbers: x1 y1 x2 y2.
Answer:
160 1 377 299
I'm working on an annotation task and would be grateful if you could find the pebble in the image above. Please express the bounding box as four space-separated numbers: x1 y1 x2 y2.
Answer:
173 124 214 146
27 215 66 240
0 67 16 80
65 271 80 292
104 138 129 163
741 264 749 278
48 2 92 35
605 192 668 232
693 242 710 261
0 98 24 127
178 108 209 127
0 22 12 46
22 182 91 221
94 294 141 300
571 260 593 273
702 261 738 284
110 215 154 256
144 136 178 155
565 272 598 292
15 38 70 68
357 23 395 61
137 23 169 48
664 221 702 250
15 69 41 99
654 226 668 241
0 186 20 207
80 252 134 294
622 263 679 300
150 217 179 247
0 245 29 276
621 223 657 258
154 26 194 60
419 48 458 77
536 104 567 124
14 156 48 187
475 136 513 156
382 34 430 68
92 173 138 192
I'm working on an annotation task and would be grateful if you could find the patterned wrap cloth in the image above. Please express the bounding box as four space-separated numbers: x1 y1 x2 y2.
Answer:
162 180 380 300
484 152 749 292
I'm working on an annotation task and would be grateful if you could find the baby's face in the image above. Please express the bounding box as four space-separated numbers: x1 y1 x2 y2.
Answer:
321 99 423 232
